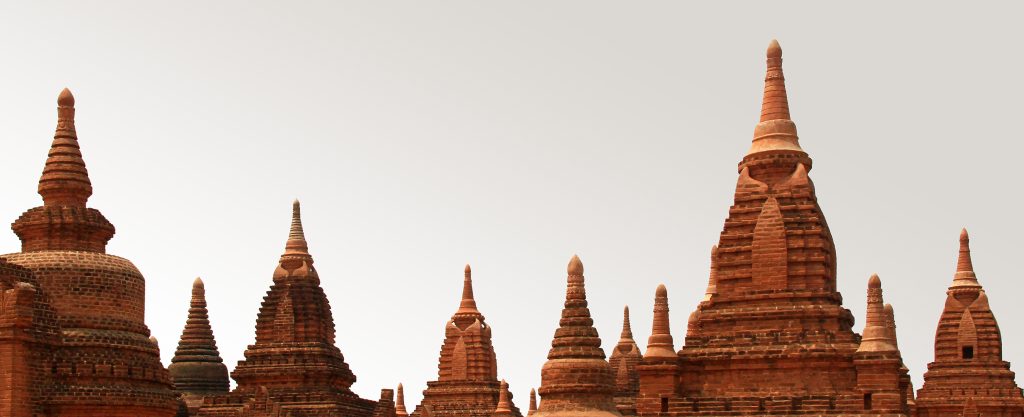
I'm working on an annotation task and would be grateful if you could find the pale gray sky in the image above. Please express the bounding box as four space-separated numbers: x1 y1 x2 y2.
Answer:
1 1 1022 408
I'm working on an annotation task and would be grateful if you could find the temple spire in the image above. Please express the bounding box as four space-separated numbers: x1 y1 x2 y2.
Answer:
748 39 803 156
39 87 93 207
619 305 634 342
395 383 408 417
952 228 980 288
169 277 230 400
760 39 790 122
531 254 619 417
528 388 537 416
285 199 309 256
644 284 675 360
457 264 480 315
857 274 898 353
492 380 514 417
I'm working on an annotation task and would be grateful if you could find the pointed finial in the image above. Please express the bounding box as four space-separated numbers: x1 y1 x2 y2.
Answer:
284 199 309 255
620 305 633 341
567 254 584 275
645 283 675 360
952 228 980 288
528 388 537 415
58 88 75 106
193 276 204 289
748 39 802 156
868 273 881 288
767 39 782 58
761 39 789 122
39 87 93 207
395 383 408 417
456 263 480 315
957 228 974 273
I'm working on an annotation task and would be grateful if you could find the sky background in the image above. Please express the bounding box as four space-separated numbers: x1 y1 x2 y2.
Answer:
1 1 1022 408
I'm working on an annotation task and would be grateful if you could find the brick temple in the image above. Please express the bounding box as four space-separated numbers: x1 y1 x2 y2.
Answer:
0 40 1021 417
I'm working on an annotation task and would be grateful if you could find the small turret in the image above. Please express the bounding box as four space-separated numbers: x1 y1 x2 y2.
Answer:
644 284 675 360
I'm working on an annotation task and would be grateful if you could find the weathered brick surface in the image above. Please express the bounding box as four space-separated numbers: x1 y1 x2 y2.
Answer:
608 307 641 416
194 201 379 417
915 231 1024 417
3 41 1024 417
1 89 176 417
170 277 230 414
412 265 521 417
531 255 621 417
635 40 909 417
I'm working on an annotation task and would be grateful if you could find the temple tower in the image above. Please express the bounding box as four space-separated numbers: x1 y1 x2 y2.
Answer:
636 40 907 416
608 306 642 416
531 255 621 417
916 230 1024 417
195 200 379 416
414 264 519 417
169 277 230 414
3 89 177 416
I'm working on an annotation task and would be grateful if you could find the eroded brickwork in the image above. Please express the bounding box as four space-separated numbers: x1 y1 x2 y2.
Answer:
413 265 521 417
915 231 1024 417
635 40 909 417
170 277 230 414
531 255 621 417
194 201 381 417
608 307 641 416
3 40 1024 417
2 89 177 417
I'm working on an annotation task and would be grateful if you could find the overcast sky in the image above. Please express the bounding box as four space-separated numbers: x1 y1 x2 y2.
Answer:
1 1 1022 408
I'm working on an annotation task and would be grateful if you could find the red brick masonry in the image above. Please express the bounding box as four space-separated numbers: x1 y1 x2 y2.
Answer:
0 40 1020 417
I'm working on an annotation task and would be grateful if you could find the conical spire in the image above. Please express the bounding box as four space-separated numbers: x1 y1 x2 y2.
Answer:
619 305 634 343
548 254 604 360
748 39 803 156
702 245 719 303
760 40 790 122
532 254 619 417
528 388 537 416
857 274 898 353
952 228 980 288
456 263 480 315
284 199 310 256
38 88 93 207
169 277 230 395
395 383 408 417
493 380 514 417
644 284 675 360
